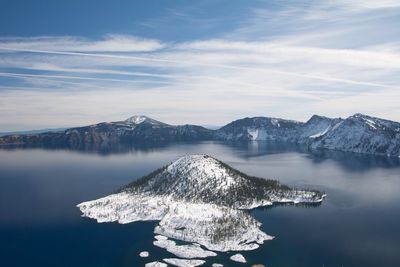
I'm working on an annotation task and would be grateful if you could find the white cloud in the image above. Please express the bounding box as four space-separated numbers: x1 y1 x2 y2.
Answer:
1 45 399 90
0 1 400 130
336 0 400 10
0 34 166 52
177 39 400 69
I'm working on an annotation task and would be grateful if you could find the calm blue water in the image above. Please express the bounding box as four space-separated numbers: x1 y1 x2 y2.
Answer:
0 141 399 267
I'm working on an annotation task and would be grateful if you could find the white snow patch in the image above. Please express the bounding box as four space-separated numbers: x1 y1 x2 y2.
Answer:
155 235 168 241
247 128 268 141
77 193 170 224
78 193 274 253
166 155 236 190
163 258 205 267
230 253 247 263
127 115 147 124
271 119 280 127
154 202 273 252
212 264 223 267
309 126 331 138
363 118 377 129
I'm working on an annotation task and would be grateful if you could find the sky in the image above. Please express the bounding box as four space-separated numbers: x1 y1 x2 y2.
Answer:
0 0 400 131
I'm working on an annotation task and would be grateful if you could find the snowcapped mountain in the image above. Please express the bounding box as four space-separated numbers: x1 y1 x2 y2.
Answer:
78 154 324 257
0 115 213 150
214 114 400 157
119 154 324 208
310 114 400 157
215 117 302 141
297 115 343 141
123 115 165 126
0 113 399 157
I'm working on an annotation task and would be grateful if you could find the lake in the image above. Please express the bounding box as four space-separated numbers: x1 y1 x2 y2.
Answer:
0 141 399 267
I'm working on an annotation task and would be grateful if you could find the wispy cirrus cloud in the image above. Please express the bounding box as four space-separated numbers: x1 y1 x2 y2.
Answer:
0 34 166 52
1 43 399 89
335 0 400 10
0 1 400 130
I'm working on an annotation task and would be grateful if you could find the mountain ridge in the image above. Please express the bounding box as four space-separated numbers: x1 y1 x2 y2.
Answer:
1 113 399 157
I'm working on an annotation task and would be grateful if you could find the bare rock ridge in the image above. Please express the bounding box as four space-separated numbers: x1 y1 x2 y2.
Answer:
77 154 325 260
1 113 399 157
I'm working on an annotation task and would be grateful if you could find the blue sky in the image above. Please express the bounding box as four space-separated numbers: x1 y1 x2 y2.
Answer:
0 0 400 130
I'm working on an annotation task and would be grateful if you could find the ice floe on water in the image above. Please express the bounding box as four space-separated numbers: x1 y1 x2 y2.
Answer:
153 234 216 258
145 261 167 267
139 251 149 257
163 258 205 267
230 253 247 263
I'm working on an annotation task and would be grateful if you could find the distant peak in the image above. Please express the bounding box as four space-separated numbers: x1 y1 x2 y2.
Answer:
167 154 217 172
306 114 334 123
125 115 149 124
352 113 368 118
310 114 329 120
350 113 379 123
124 115 166 126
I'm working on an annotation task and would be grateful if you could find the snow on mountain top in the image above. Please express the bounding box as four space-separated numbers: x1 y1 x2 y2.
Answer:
119 154 325 208
166 154 236 189
349 113 400 131
124 115 167 126
167 155 215 174
125 115 148 124
271 118 280 127
352 113 371 119
242 116 302 126
351 113 392 124
351 113 379 127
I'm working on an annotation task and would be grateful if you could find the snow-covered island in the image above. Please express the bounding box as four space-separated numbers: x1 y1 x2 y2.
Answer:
78 154 325 262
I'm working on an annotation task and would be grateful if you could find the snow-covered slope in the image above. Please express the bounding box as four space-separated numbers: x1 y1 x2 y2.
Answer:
78 154 325 258
0 115 214 150
119 155 324 208
310 114 400 157
215 117 302 142
297 115 343 141
123 115 167 127
214 114 400 157
154 202 272 252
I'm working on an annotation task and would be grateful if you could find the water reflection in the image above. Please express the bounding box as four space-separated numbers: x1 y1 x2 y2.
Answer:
2 140 400 170
226 141 400 170
1 141 400 266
